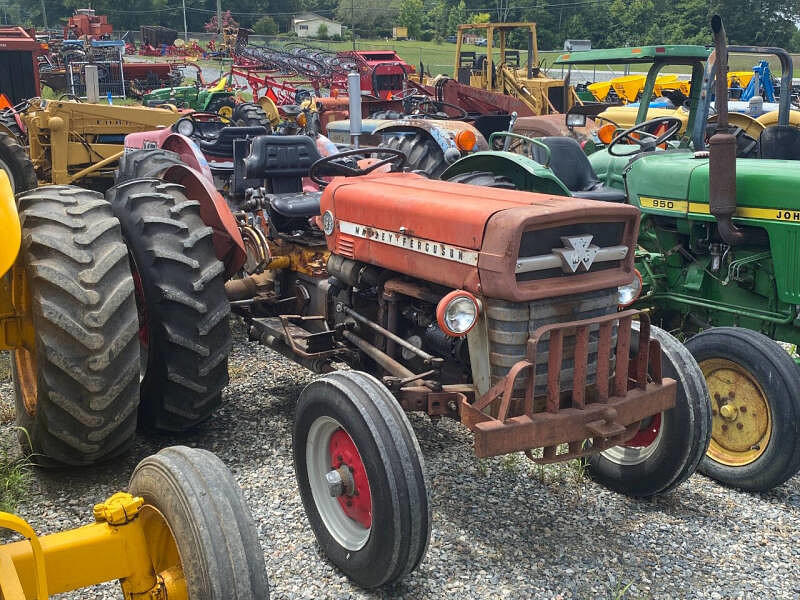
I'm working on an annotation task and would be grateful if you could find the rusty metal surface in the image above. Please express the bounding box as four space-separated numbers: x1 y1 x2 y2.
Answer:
461 310 677 459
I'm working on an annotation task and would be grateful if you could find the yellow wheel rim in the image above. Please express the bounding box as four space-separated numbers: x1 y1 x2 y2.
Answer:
700 358 772 467
218 105 233 122
139 505 188 599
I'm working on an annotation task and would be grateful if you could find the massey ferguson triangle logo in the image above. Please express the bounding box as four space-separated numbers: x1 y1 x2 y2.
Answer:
553 235 600 273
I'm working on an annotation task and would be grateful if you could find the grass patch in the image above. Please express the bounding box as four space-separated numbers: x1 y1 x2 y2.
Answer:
0 443 30 512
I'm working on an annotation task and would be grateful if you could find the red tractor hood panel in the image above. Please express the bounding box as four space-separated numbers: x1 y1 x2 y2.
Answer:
321 173 640 299
324 173 574 249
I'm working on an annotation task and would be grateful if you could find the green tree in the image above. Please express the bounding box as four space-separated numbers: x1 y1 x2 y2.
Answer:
447 0 467 36
427 0 448 38
336 0 396 38
317 23 329 39
253 16 278 35
399 0 423 38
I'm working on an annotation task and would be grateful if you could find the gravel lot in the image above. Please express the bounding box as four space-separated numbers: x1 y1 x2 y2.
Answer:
1 318 798 600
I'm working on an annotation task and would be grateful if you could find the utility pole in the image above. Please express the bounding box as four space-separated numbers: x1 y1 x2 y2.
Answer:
351 0 355 50
217 0 222 34
41 0 48 29
182 0 188 41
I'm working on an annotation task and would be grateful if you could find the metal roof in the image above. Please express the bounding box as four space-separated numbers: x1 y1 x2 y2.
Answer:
555 45 711 65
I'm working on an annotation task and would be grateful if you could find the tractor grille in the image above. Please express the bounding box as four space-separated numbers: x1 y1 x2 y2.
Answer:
516 222 627 282
487 287 618 395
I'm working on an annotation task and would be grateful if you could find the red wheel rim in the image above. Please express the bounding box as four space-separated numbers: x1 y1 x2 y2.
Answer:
130 259 149 348
625 413 661 447
329 429 372 529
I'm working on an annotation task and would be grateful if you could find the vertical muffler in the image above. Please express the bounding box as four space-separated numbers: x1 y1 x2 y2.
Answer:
708 15 744 245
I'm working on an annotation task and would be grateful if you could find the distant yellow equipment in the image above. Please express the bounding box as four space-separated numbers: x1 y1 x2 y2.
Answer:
453 22 577 115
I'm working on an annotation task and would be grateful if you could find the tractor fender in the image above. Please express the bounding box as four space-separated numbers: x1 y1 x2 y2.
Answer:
126 130 215 185
161 164 246 277
440 151 571 197
756 109 800 128
373 119 488 155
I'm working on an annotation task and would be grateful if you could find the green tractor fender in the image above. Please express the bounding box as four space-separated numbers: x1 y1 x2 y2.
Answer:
440 150 571 196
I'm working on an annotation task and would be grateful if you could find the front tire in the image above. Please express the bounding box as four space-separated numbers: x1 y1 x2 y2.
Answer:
685 327 800 491
107 178 231 431
379 131 447 178
13 186 140 465
587 323 711 497
293 371 430 588
129 446 270 599
232 102 271 130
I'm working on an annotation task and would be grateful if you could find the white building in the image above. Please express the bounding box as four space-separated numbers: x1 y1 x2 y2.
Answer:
292 12 342 38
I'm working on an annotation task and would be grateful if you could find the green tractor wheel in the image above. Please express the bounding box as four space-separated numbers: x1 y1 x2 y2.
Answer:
685 327 800 491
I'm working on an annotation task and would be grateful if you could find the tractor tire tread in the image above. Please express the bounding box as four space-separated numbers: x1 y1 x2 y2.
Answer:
107 178 230 431
13 185 140 466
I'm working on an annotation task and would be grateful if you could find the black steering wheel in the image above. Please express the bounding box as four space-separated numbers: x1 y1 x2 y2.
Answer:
410 99 469 120
607 116 683 157
309 148 408 187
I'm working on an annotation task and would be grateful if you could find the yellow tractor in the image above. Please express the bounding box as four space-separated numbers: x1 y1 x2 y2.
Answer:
0 170 269 597
0 101 234 462
0 99 183 190
453 22 578 115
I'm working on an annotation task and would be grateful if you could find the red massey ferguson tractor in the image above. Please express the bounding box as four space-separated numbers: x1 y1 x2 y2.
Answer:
116 137 710 588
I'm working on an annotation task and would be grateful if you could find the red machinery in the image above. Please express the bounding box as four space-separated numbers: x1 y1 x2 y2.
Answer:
0 27 41 104
64 9 113 40
339 50 415 98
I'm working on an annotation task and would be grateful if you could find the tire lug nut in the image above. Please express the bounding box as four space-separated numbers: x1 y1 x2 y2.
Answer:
721 424 728 431
740 406 747 413
737 423 743 430
325 469 344 497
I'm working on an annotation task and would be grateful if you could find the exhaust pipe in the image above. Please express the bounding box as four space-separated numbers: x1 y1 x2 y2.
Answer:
708 15 745 245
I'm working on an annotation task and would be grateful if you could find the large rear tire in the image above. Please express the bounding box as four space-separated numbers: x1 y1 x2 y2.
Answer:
586 323 711 497
107 178 231 431
232 102 271 130
293 370 430 588
0 110 24 144
685 327 800 491
379 131 448 178
129 446 270 599
116 149 185 183
13 185 140 465
0 132 36 194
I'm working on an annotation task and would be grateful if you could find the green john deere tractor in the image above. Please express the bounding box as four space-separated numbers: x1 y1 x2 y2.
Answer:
143 75 237 119
441 17 800 492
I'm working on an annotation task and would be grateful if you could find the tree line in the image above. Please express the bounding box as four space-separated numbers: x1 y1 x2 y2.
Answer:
7 0 800 51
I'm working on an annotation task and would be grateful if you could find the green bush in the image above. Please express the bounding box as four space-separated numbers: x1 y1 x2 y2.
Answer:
253 16 278 36
420 29 434 42
317 23 329 39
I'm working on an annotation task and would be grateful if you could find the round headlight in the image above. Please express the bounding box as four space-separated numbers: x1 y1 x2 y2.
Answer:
176 117 195 137
436 290 481 337
618 269 643 307
322 210 335 235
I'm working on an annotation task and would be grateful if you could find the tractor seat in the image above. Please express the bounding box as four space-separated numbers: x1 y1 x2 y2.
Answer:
530 137 628 203
244 135 322 193
195 126 269 157
759 125 800 160
269 192 322 219
268 191 323 235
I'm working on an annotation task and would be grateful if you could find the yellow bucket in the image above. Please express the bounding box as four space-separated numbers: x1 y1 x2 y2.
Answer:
610 74 646 103
587 81 612 101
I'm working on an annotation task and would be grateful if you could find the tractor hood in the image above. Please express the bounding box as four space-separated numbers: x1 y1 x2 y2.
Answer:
625 151 800 220
321 173 639 301
688 158 800 217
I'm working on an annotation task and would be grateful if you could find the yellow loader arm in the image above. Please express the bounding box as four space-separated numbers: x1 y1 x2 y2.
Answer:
0 172 21 279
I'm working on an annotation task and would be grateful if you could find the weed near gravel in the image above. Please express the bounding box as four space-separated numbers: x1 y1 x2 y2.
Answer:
0 443 30 512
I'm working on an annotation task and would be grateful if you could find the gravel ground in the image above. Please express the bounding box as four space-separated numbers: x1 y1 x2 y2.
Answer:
1 318 799 600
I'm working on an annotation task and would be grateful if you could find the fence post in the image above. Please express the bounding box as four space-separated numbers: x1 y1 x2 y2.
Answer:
85 64 100 103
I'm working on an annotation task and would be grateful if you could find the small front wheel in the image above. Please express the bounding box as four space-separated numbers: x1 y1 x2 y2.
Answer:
686 327 800 491
587 323 711 497
293 370 430 588
129 446 270 599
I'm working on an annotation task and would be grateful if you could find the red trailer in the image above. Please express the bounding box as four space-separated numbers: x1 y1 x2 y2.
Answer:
0 27 41 104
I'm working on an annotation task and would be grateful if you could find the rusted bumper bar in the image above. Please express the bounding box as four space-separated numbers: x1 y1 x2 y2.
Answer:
460 310 677 460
